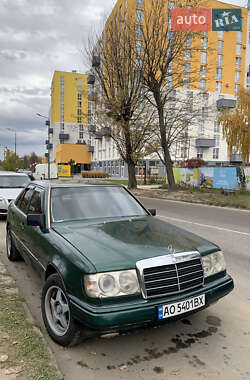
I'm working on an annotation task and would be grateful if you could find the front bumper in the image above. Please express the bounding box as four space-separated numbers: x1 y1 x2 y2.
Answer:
69 274 234 334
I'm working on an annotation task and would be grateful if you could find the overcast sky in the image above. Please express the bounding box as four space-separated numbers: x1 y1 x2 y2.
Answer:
0 0 247 158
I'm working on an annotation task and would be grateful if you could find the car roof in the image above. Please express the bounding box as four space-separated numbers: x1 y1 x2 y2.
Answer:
0 171 29 177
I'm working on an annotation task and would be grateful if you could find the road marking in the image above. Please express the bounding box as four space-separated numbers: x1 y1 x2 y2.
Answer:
158 215 250 237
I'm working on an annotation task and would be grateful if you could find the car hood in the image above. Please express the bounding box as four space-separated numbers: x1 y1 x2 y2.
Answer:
0 188 24 200
52 216 219 272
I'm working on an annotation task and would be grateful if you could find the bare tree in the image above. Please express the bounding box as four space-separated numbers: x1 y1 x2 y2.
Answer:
140 0 208 190
86 15 155 189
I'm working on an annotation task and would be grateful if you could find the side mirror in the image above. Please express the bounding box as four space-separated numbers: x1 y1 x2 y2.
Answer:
148 209 156 216
27 214 44 228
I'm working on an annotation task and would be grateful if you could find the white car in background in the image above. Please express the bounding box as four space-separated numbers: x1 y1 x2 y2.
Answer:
0 171 30 217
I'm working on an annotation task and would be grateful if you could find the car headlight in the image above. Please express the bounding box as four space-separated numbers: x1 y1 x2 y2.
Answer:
84 270 140 298
202 251 226 278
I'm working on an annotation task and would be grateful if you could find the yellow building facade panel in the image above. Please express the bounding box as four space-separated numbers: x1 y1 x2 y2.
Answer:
50 71 89 127
108 0 248 96
56 144 91 165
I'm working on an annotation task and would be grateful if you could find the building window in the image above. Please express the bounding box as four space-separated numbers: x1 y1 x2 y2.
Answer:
214 121 220 133
77 101 82 108
136 25 143 39
217 54 223 66
197 148 203 159
185 35 192 47
202 107 208 118
60 116 64 122
217 40 223 52
184 63 190 75
216 81 222 93
200 79 206 91
60 84 64 91
77 117 82 123
237 31 242 43
60 75 64 83
214 134 220 147
136 40 143 54
136 9 144 23
60 107 64 115
77 93 82 100
198 120 204 135
236 44 242 56
235 84 240 94
216 68 222 80
77 78 82 85
136 0 144 7
201 38 207 49
213 148 219 159
77 108 82 116
79 124 84 131
201 51 207 64
218 31 224 39
168 1 175 9
235 71 241 82
185 49 191 60
60 100 64 106
168 16 172 29
79 132 84 139
77 86 82 92
200 65 206 78
60 92 64 98
203 92 209 105
119 5 122 18
183 78 190 89
236 57 241 69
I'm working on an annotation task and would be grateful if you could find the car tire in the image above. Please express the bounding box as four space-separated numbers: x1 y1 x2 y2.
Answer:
41 274 82 347
6 227 22 261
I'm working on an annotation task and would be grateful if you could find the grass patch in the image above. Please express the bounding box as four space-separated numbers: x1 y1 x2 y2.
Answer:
0 284 61 380
132 186 250 210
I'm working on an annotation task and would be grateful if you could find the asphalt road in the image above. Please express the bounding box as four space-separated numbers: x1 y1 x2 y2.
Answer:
0 198 250 380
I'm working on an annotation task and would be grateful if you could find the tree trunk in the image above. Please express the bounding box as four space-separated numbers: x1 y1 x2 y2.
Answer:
157 100 176 191
127 161 137 189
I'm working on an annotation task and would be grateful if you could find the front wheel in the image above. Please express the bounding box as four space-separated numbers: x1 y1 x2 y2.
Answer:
41 274 81 346
6 227 21 261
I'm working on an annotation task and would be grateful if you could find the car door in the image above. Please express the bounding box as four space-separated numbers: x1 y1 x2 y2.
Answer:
12 186 35 258
24 187 47 277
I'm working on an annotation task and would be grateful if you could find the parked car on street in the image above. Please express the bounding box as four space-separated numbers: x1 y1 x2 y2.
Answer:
6 182 234 346
18 169 35 181
0 171 30 217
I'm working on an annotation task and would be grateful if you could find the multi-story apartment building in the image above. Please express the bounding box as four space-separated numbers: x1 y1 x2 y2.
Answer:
48 70 92 171
88 0 249 177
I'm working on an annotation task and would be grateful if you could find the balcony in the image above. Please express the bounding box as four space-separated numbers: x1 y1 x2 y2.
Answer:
48 128 53 134
45 139 49 145
45 120 50 126
88 125 96 133
59 133 69 140
92 56 100 67
100 127 111 137
46 144 53 149
87 74 95 85
87 146 94 153
94 134 102 140
216 98 236 110
231 153 242 162
196 138 215 148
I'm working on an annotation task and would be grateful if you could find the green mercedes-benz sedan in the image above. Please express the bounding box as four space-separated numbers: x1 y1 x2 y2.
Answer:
6 182 234 346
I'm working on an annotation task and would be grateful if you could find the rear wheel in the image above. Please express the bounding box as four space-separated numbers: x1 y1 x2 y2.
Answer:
6 227 22 261
41 274 82 347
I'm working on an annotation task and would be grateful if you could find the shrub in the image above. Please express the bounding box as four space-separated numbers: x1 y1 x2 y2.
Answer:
81 170 110 178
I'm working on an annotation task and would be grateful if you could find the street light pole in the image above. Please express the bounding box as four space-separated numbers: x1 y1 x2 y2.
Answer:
36 113 50 180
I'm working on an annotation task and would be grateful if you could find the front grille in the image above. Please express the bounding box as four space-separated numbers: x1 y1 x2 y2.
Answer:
141 257 204 299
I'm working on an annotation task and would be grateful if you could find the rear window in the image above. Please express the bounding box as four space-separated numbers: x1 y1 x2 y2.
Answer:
0 175 30 188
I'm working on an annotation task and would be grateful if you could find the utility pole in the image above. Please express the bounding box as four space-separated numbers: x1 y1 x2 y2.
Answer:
36 113 50 180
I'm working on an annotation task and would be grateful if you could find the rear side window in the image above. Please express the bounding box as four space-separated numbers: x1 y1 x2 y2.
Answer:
18 188 34 214
28 190 43 214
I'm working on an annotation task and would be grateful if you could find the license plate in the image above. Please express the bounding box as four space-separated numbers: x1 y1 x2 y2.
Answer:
158 294 205 320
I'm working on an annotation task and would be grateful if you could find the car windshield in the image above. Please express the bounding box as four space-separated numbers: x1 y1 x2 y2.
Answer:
0 175 30 188
51 186 147 222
